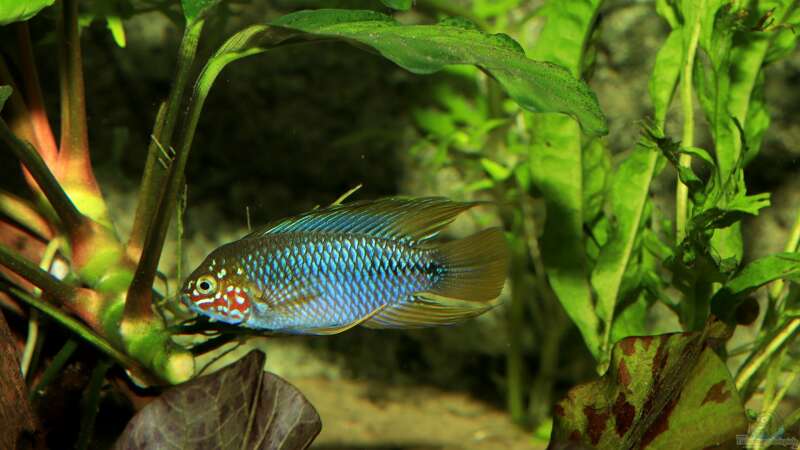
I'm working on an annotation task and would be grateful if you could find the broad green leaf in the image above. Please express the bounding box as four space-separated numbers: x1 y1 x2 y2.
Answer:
582 138 611 223
0 0 53 25
380 0 412 10
526 0 604 357
115 351 321 450
590 30 680 360
550 326 747 449
711 253 800 322
764 2 800 63
413 108 457 137
181 0 220 23
0 85 10 112
272 9 608 136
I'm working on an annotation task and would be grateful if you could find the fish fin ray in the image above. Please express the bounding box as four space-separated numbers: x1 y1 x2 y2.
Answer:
362 295 497 329
431 227 509 302
245 197 481 242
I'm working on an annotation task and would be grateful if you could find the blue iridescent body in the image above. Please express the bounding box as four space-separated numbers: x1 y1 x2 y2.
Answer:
181 197 509 335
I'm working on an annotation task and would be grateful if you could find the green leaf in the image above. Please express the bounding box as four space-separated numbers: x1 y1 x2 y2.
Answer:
181 0 220 23
526 0 605 357
0 85 10 112
582 138 611 223
271 9 608 136
711 253 800 321
380 0 412 10
480 158 511 181
550 326 747 449
649 30 682 125
0 0 53 25
115 351 321 449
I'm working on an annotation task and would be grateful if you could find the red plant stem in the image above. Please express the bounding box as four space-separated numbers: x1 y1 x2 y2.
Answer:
56 0 100 193
0 118 86 238
16 22 58 166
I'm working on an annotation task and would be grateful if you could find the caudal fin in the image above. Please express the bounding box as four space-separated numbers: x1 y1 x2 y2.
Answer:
432 227 509 302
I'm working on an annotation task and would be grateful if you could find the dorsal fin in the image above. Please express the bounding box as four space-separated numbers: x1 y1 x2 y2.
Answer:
245 197 480 243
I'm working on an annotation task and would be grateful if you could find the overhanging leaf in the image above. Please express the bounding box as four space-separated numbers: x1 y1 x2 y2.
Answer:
271 9 608 136
0 0 54 25
711 252 800 321
115 351 321 450
549 325 747 449
380 0 412 10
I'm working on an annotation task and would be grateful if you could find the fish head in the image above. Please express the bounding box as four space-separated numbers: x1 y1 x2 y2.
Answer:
181 256 253 325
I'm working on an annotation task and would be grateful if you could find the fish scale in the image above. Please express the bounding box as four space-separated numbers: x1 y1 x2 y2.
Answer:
237 232 436 330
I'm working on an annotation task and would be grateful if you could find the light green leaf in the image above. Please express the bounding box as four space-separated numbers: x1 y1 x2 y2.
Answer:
649 30 682 125
107 16 127 48
550 326 747 449
0 0 54 25
582 138 611 223
380 0 412 10
480 158 511 181
413 108 457 137
181 0 220 23
272 9 608 136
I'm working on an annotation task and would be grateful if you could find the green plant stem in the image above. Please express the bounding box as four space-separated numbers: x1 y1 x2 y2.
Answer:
16 22 58 163
769 205 800 301
0 190 52 241
20 238 62 378
128 19 205 260
675 9 703 244
30 339 78 400
125 31 241 321
0 244 76 302
6 285 158 384
749 362 800 450
0 117 86 237
735 317 800 392
76 359 114 450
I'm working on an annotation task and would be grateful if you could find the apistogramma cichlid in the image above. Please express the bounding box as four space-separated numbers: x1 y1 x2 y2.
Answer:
180 197 509 334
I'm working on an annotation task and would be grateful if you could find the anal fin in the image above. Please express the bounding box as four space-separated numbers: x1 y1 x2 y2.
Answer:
302 304 388 335
362 294 497 329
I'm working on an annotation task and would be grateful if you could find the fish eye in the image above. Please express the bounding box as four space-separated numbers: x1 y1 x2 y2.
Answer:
196 275 217 295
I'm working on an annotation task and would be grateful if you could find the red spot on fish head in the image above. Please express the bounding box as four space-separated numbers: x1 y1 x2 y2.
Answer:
181 273 251 324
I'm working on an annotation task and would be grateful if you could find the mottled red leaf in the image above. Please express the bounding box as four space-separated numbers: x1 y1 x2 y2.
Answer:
114 350 320 450
549 323 747 449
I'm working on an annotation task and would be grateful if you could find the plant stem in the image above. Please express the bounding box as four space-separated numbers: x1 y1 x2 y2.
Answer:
57 0 101 194
76 359 114 450
0 190 53 241
768 205 800 301
20 238 62 378
16 22 58 165
0 244 77 303
749 362 800 450
675 7 703 244
735 317 800 392
30 339 78 400
0 117 86 237
7 285 158 384
128 19 205 260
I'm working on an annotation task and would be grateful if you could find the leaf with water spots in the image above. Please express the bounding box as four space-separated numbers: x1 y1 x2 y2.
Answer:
114 350 321 450
549 323 747 449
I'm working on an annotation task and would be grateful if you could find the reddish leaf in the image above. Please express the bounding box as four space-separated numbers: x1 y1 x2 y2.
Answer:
115 350 321 450
549 323 747 449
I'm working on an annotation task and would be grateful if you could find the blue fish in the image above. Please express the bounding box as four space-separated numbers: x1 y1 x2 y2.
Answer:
181 197 509 334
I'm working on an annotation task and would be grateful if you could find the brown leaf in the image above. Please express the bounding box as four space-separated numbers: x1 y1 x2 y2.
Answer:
115 350 321 450
0 309 41 449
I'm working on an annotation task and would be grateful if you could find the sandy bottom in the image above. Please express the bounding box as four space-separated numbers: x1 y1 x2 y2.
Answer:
291 377 546 450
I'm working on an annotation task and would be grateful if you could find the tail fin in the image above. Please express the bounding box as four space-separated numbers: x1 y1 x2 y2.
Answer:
432 227 509 302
